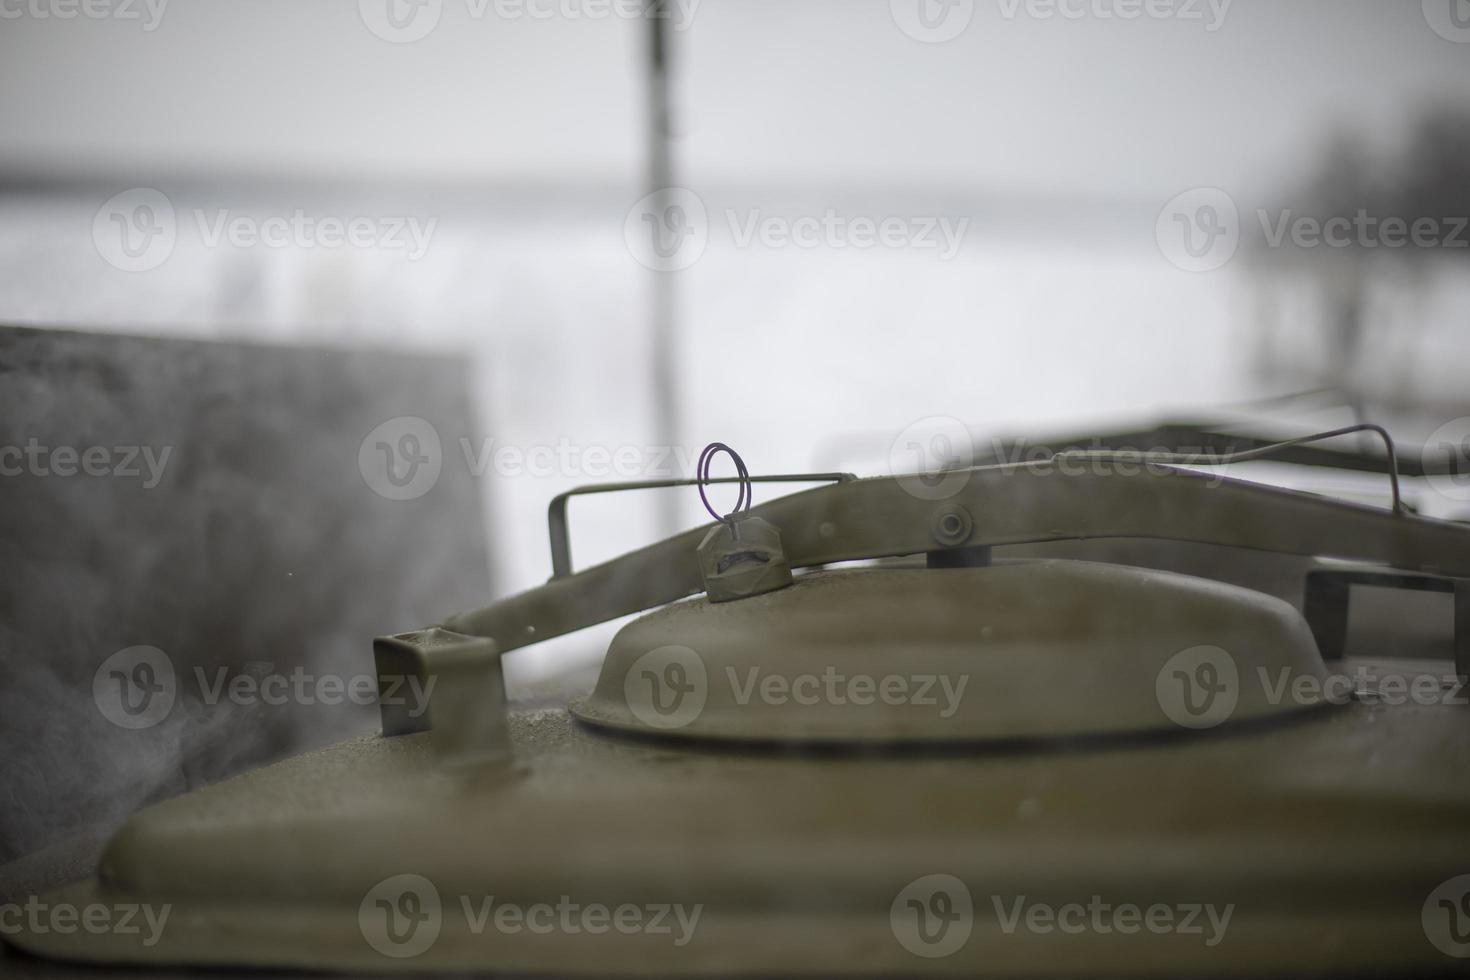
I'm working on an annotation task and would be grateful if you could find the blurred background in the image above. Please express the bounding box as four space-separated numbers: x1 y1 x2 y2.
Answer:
2 0 1469 859
3 0 1468 586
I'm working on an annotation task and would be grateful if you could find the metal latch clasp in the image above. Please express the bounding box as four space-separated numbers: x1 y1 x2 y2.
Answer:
697 515 793 602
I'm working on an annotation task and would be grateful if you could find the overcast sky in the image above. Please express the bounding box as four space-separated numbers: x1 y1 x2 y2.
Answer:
4 0 1468 593
2 0 1467 202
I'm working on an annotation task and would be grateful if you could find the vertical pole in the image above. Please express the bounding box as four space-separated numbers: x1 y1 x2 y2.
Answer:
1455 583 1469 682
646 0 681 538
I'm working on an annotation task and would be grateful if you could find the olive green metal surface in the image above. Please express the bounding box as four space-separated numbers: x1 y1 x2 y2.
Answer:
9 464 1470 975
572 562 1330 743
8 689 1470 974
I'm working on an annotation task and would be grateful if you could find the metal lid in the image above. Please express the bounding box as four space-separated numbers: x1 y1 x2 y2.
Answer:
570 560 1331 744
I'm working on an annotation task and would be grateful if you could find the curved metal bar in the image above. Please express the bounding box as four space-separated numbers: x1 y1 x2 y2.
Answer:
457 461 1470 657
976 421 1454 478
1055 423 1404 513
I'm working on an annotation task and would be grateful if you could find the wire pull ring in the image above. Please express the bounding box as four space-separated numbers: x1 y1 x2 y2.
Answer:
697 443 752 533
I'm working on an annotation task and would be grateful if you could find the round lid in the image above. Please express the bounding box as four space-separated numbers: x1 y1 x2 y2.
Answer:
569 559 1330 744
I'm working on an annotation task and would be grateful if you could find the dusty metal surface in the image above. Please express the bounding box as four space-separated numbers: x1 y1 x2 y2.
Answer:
9 459 1470 975
572 562 1329 742
6 691 1470 974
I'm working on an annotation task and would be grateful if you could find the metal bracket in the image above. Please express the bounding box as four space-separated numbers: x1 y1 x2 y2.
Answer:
372 628 512 764
546 472 855 578
1303 569 1470 679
